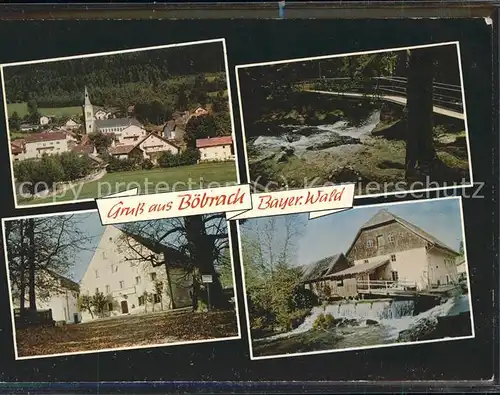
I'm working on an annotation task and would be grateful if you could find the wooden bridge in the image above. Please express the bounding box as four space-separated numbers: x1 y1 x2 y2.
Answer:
356 279 419 298
297 76 465 120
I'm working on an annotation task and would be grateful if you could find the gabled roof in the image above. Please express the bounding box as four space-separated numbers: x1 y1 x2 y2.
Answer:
327 258 390 279
109 144 141 155
346 209 459 257
95 117 143 129
196 136 232 148
24 131 67 143
45 269 80 292
299 253 347 282
137 132 180 150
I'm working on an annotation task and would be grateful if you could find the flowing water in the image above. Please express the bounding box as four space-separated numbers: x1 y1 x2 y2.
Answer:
254 295 471 352
252 111 381 154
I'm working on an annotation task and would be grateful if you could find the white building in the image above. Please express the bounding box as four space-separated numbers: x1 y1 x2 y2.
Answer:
13 270 80 324
329 209 460 291
137 133 179 160
79 226 192 322
196 136 234 162
39 116 51 126
65 119 80 130
18 131 70 160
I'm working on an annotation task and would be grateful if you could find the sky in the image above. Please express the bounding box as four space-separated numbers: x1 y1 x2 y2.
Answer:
239 197 465 268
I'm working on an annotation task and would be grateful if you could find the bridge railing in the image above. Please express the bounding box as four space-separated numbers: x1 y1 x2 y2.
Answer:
297 76 464 112
357 279 417 292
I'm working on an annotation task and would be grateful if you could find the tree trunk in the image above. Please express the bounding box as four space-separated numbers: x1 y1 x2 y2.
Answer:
405 48 437 181
184 216 229 310
27 219 36 311
19 222 26 314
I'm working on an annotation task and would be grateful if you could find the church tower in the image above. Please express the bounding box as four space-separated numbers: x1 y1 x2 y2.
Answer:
83 86 95 134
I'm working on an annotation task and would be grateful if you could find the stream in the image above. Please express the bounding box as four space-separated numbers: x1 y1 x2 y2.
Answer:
253 295 471 356
252 110 381 156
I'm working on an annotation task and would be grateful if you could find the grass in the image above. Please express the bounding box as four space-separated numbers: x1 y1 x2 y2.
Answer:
8 102 82 118
17 161 238 205
15 309 238 358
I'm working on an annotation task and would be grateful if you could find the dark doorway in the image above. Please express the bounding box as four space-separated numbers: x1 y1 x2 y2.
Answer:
73 313 79 324
121 300 129 314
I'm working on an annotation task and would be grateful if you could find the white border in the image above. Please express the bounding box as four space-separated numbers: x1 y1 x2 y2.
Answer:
2 208 242 360
236 195 475 360
1 38 241 209
235 41 474 200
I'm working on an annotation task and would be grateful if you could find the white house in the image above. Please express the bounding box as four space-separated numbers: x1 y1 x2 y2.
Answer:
196 136 234 162
79 226 192 322
39 116 51 126
116 124 148 145
328 209 460 291
19 131 70 160
13 270 80 324
65 119 80 130
137 133 179 160
456 257 467 279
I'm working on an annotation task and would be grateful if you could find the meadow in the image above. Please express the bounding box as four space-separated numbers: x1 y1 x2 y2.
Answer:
17 161 238 206
7 102 82 118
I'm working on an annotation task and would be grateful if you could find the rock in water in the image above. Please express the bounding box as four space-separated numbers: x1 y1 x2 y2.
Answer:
305 135 361 151
365 319 379 326
285 134 301 143
397 316 438 342
275 147 295 163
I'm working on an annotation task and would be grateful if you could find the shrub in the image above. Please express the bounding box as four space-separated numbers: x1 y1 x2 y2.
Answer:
287 308 312 330
106 157 138 173
312 313 336 331
141 159 154 170
158 148 200 168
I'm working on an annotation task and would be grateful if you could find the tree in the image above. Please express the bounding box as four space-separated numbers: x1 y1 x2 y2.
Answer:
90 291 107 317
183 114 218 149
176 87 189 111
405 47 437 181
88 132 113 155
459 241 465 256
142 290 150 313
78 294 94 319
27 99 41 124
5 214 95 315
9 111 21 130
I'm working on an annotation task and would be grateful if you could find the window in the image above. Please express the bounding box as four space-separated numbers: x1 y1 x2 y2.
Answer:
112 264 118 273
95 270 99 278
153 294 161 304
366 239 374 248
377 235 385 247
138 296 145 306
109 237 113 241
119 281 124 289
390 254 396 262
150 273 157 281
135 276 141 285
108 302 113 311
336 280 344 287
388 234 395 244
391 271 399 281
105 285 110 294
95 287 99 294
102 251 107 259
364 259 369 264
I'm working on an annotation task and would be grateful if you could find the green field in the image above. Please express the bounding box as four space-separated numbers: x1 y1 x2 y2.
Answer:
18 161 238 206
8 102 82 118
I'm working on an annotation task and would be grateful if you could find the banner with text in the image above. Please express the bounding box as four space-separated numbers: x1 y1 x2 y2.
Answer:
226 184 355 220
96 184 252 225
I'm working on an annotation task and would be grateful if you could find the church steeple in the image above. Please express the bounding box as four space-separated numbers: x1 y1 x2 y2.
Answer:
84 86 92 106
83 86 95 134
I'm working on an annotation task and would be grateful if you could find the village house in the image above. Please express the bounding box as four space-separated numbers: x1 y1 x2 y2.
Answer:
108 144 144 160
79 226 192 322
300 253 353 297
13 269 80 325
329 209 459 292
10 139 25 161
301 209 461 300
456 257 467 280
163 119 185 141
65 119 80 130
196 136 234 162
19 124 38 133
16 131 70 160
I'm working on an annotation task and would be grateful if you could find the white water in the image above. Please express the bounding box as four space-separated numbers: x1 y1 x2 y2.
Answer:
253 111 381 153
257 295 470 343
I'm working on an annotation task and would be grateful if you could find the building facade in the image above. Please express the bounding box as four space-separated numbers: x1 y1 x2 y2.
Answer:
20 131 70 160
338 209 459 290
196 136 234 162
79 226 192 322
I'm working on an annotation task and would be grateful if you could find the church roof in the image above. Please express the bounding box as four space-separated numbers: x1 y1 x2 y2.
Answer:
95 117 143 129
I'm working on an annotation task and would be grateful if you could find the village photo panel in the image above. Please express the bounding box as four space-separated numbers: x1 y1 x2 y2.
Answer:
238 196 473 360
235 41 472 199
1 38 239 209
2 209 240 360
